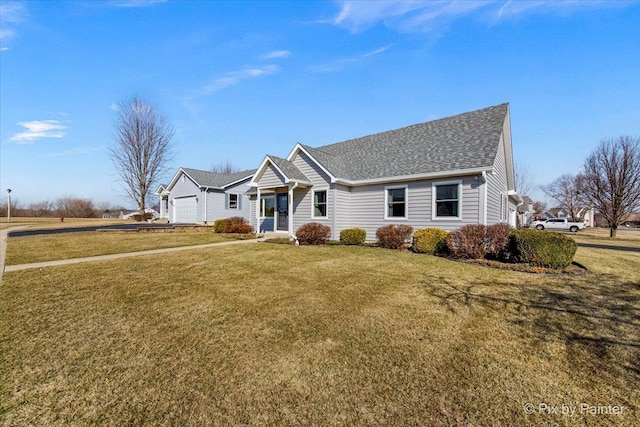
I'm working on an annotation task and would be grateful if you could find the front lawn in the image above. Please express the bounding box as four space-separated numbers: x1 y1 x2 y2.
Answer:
5 231 235 265
1 241 638 425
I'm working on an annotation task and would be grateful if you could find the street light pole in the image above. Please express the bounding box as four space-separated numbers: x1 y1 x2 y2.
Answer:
6 189 11 223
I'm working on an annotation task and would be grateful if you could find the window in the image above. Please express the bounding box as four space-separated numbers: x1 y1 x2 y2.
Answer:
261 196 275 217
385 186 407 219
228 193 238 210
433 181 461 219
313 190 327 218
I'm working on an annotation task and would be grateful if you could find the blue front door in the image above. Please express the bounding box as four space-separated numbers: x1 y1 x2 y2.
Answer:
277 193 288 231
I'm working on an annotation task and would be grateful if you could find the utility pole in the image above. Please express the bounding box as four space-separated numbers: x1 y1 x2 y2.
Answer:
6 189 11 223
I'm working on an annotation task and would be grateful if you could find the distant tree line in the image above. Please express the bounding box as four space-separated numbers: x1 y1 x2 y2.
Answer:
0 196 131 219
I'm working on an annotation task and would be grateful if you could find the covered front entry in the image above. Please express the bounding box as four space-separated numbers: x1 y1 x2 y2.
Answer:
277 193 288 231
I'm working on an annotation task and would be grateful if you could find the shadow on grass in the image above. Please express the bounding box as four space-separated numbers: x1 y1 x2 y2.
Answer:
420 273 640 380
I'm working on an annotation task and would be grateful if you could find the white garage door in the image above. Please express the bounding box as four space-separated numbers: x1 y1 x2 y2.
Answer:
174 196 197 223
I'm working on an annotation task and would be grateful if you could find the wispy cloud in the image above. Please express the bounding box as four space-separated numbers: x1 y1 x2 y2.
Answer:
110 0 168 7
309 44 392 73
199 64 281 96
0 1 28 50
331 0 632 34
259 50 292 60
10 120 67 143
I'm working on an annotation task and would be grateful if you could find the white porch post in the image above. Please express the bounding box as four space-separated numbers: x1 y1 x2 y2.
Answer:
288 185 294 238
256 187 261 233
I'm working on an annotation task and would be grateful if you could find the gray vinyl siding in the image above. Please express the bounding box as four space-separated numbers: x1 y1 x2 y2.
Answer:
168 172 201 223
204 179 252 223
486 137 509 224
257 164 286 188
290 152 334 236
348 177 481 240
333 184 351 239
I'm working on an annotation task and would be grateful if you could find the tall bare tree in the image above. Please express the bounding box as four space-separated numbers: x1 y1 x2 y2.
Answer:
581 136 640 237
515 161 535 197
540 174 587 221
211 161 240 174
110 96 174 215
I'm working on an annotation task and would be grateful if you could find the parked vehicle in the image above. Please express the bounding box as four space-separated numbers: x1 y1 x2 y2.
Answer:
532 218 585 232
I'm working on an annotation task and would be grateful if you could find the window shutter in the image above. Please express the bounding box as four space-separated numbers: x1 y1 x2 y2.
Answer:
225 193 229 210
238 195 242 210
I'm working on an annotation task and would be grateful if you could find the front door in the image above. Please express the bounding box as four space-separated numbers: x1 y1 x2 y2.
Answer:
277 193 288 231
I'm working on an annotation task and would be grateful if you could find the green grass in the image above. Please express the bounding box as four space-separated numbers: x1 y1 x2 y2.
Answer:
1 237 638 425
5 231 235 265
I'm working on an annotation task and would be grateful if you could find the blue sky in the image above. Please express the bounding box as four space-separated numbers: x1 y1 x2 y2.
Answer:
1 0 639 208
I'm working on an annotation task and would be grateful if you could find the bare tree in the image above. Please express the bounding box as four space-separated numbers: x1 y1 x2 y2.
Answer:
110 96 174 216
532 201 547 218
55 196 97 218
540 174 587 221
28 200 55 217
581 136 640 237
211 161 240 174
515 161 535 197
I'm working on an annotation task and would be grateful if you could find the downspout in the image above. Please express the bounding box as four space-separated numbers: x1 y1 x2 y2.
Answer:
289 182 299 240
481 171 488 225
203 188 208 224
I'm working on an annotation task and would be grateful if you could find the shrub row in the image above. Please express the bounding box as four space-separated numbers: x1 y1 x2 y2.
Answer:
292 221 576 270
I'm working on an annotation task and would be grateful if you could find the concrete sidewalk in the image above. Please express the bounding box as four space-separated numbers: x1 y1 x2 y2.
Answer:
1 229 260 277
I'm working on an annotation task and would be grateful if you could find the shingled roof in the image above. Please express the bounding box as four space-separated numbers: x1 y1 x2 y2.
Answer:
181 167 256 189
299 103 509 182
266 155 312 184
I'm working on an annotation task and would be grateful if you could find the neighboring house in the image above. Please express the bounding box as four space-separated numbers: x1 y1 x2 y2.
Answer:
163 167 256 224
517 196 533 227
248 103 522 240
623 213 640 228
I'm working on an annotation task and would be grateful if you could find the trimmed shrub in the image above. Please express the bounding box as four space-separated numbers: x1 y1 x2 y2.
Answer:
223 216 253 234
297 222 332 245
446 224 487 259
445 223 512 260
509 229 577 269
340 227 367 245
213 219 227 233
131 213 154 222
485 223 512 260
376 224 414 249
412 228 448 254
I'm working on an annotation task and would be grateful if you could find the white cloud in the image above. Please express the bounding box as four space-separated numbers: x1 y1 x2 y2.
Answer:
260 50 292 60
331 0 632 34
0 1 28 49
10 120 67 143
309 44 392 73
200 64 280 95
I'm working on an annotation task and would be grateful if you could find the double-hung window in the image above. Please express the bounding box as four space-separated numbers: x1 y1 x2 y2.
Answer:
385 186 407 219
433 181 461 219
227 194 239 210
312 190 327 218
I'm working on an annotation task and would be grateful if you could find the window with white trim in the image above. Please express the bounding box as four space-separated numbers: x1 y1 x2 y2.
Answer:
312 190 327 218
228 193 239 210
385 186 407 219
261 196 275 217
433 181 461 219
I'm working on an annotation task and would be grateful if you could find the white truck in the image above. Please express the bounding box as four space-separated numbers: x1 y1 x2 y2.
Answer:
532 218 585 232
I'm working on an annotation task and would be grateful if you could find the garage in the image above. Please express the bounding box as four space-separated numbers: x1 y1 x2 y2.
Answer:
173 196 198 223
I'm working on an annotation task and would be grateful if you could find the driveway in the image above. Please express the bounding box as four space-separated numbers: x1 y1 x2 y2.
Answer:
7 223 181 237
